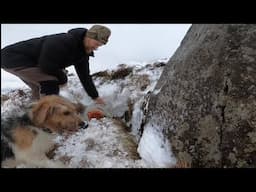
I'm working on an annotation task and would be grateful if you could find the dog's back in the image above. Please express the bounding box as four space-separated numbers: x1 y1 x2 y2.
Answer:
1 114 35 166
1 113 67 168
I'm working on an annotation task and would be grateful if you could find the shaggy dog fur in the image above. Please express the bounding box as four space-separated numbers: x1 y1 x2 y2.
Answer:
1 95 86 168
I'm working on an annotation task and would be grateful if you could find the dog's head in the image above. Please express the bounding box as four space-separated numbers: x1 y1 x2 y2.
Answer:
29 95 86 133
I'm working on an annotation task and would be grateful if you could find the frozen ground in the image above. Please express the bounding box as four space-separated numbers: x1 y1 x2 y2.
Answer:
1 59 176 168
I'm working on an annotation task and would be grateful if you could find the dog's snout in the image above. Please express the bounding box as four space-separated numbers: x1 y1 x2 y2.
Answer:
79 121 88 129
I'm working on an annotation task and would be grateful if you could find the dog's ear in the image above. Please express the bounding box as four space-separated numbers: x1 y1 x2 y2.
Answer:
73 102 85 114
31 102 55 126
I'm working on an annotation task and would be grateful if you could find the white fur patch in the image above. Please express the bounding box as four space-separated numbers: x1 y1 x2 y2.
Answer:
7 126 66 168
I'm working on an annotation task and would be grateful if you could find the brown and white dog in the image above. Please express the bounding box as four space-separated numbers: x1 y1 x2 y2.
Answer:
1 95 86 168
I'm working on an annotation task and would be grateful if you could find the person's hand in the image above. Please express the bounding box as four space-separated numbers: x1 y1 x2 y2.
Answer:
94 97 106 105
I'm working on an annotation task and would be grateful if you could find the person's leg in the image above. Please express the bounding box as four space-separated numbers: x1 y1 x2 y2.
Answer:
20 79 60 100
3 67 59 100
2 50 62 99
39 80 59 98
20 79 40 100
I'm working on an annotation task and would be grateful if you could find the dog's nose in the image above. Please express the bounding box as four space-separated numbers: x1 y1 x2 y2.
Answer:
79 121 88 129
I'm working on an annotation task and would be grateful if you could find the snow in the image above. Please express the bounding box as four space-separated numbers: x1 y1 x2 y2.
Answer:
131 99 144 140
1 71 29 94
138 120 177 168
53 118 146 168
1 60 178 168
1 24 191 168
1 89 32 118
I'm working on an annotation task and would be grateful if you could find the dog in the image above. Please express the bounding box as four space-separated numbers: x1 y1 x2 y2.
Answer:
1 95 87 168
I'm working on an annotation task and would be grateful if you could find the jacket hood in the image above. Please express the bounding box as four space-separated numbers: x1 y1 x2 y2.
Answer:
67 28 94 57
68 28 87 41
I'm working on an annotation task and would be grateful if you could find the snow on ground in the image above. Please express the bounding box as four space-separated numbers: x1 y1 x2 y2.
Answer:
1 89 32 119
54 118 146 168
1 58 176 168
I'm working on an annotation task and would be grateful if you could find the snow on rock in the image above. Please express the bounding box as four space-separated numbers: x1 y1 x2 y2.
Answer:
137 119 177 168
131 99 144 140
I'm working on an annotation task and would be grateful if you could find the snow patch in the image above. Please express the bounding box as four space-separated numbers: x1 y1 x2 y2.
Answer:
153 87 162 95
131 99 144 140
138 120 177 168
54 118 146 168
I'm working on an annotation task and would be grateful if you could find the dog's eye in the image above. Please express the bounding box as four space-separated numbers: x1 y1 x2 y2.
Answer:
63 111 71 115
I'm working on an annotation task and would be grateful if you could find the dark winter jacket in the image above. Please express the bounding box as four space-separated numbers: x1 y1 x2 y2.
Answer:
1 28 99 99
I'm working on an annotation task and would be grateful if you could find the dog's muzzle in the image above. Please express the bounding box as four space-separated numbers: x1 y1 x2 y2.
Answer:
80 121 89 129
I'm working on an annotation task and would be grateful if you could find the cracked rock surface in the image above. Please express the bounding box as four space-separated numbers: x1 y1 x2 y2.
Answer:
145 24 256 167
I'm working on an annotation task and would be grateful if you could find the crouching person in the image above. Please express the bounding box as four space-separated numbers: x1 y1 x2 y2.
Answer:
1 24 111 105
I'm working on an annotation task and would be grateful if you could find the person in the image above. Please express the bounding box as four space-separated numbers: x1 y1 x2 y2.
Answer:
1 25 111 105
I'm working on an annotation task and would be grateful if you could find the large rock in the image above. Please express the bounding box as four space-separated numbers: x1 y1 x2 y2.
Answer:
143 24 256 167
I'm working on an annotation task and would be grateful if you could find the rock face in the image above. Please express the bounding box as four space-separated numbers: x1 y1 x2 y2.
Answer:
144 24 256 167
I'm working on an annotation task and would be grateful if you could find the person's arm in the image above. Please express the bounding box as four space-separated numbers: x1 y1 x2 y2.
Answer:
74 58 99 99
38 35 71 84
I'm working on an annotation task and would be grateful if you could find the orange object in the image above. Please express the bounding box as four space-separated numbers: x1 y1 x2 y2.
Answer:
87 110 105 120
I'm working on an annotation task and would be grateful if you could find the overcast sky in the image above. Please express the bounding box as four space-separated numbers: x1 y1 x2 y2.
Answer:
1 24 191 91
